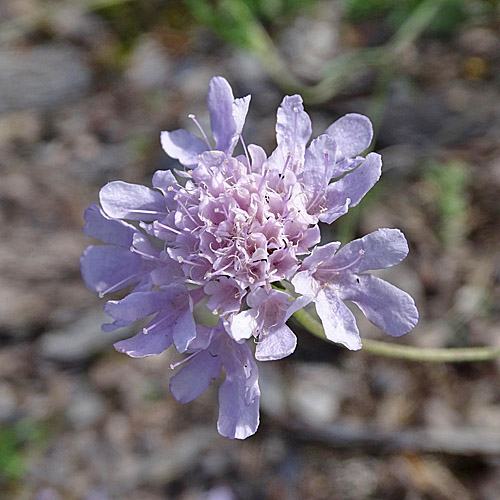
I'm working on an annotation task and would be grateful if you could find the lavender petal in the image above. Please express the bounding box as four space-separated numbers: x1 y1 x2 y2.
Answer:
170 350 222 403
99 181 166 221
341 274 419 337
160 129 207 168
325 113 373 158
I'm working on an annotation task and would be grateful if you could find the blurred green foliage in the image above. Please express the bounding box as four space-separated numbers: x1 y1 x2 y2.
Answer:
425 160 469 245
342 0 499 35
0 419 49 484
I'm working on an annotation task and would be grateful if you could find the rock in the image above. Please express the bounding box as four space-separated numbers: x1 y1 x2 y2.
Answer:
65 384 106 430
0 384 17 422
126 36 172 90
34 489 62 500
49 5 106 45
289 363 347 425
278 3 341 80
0 111 42 145
457 28 500 58
0 45 91 115
204 486 236 500
39 309 135 363
122 427 219 488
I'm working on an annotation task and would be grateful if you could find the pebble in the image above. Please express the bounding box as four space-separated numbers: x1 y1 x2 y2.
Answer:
289 363 346 425
126 36 172 90
39 309 135 363
0 383 17 422
0 45 91 115
65 384 106 430
278 2 341 80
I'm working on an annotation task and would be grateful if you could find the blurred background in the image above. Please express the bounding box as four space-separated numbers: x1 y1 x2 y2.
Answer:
1 0 500 498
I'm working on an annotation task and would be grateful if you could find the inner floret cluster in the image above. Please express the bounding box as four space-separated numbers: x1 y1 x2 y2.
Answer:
81 76 418 439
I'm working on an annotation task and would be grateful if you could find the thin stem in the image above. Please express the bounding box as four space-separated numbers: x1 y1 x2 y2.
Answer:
292 307 500 363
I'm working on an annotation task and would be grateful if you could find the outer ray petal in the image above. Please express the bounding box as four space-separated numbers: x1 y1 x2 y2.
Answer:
319 152 382 223
99 181 166 221
208 76 237 153
331 228 409 274
340 274 419 337
80 245 145 295
83 204 137 247
268 94 312 173
325 113 373 158
170 350 222 403
160 129 207 168
315 288 362 350
255 324 297 361
217 339 260 440
113 326 172 357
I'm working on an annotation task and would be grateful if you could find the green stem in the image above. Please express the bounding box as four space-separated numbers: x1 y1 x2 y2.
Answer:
293 307 500 363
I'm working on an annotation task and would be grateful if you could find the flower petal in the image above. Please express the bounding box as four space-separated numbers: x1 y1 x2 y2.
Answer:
113 325 172 357
319 152 381 223
255 324 297 361
315 288 362 350
332 228 409 273
160 129 207 168
325 113 373 158
208 76 237 153
80 245 145 295
227 310 257 342
232 95 251 133
341 274 419 337
170 350 222 403
173 305 197 353
268 95 312 173
300 241 342 271
204 277 245 315
217 339 260 440
83 204 137 247
99 181 166 221
303 134 337 210
248 144 267 173
104 290 171 324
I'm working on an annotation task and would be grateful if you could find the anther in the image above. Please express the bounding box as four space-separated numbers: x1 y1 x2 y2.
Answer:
188 114 211 148
170 350 201 370
319 249 365 273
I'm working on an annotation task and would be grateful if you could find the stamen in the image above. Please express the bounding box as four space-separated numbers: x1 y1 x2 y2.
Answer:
292 107 298 170
188 113 211 148
280 153 292 177
207 262 234 278
176 198 199 225
98 273 142 298
177 256 206 267
153 220 183 235
239 133 251 173
120 208 167 217
129 246 162 262
170 350 201 370
257 166 269 192
319 249 365 273
142 315 170 334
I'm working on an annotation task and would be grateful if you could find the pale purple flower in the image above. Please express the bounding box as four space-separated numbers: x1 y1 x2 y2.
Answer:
80 76 418 439
292 229 419 350
160 77 250 167
227 288 310 361
169 321 260 439
105 285 197 355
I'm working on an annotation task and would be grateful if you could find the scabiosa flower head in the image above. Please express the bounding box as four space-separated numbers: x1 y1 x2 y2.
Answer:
81 76 418 439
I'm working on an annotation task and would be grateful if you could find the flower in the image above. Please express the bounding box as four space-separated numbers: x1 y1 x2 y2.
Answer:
291 229 419 350
169 321 260 439
81 76 418 439
160 77 251 168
